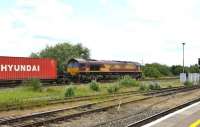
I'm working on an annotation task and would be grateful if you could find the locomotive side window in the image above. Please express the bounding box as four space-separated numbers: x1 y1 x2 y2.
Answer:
90 64 100 71
68 63 73 67
73 62 79 67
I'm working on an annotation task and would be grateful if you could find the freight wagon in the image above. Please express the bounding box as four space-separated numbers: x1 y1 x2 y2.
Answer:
0 56 57 83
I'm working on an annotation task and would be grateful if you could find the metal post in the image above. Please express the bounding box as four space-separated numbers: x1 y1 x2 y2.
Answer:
182 43 185 73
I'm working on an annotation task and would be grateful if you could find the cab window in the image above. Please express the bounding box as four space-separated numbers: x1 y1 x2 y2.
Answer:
68 63 73 67
68 61 79 67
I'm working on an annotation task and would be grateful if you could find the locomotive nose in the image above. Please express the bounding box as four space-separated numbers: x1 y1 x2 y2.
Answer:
66 60 80 76
67 67 79 76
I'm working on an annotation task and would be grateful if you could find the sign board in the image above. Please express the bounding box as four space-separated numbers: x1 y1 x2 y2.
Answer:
180 73 186 83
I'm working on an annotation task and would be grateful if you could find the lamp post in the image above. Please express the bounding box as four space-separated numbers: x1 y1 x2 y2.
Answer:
182 43 185 73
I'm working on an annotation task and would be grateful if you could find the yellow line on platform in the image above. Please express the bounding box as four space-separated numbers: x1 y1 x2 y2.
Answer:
190 120 200 127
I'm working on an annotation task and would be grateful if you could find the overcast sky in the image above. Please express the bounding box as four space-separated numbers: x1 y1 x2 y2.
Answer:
0 0 200 66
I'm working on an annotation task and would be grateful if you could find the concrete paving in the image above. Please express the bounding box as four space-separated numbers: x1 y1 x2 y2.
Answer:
143 101 200 127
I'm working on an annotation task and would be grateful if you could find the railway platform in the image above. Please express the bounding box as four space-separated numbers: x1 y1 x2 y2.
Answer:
144 101 200 127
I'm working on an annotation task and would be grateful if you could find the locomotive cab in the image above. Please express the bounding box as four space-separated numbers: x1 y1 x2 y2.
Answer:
67 59 80 76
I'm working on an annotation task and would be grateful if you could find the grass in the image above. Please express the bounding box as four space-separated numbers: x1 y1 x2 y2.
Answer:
148 82 161 90
65 86 76 97
140 79 182 88
118 75 139 87
183 81 193 87
139 83 149 91
0 79 182 110
107 84 120 94
89 80 100 91
26 78 43 92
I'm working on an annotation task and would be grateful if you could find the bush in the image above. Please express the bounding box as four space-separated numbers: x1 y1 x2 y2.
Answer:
139 83 149 91
184 81 193 87
143 63 172 77
65 86 75 97
107 84 120 94
89 80 100 91
153 84 161 90
168 85 173 88
27 78 42 92
143 67 161 78
118 75 139 87
149 82 161 90
149 83 154 90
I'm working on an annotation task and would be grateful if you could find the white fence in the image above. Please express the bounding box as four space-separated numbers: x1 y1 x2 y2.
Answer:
180 73 200 85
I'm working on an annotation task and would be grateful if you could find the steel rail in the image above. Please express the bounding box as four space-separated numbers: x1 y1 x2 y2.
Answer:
0 85 198 127
0 86 184 111
126 96 200 127
88 86 200 127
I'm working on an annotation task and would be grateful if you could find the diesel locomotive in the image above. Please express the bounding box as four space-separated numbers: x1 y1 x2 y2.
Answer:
66 58 142 81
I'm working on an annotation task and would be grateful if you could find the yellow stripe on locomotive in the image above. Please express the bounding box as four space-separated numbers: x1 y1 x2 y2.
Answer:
67 67 79 76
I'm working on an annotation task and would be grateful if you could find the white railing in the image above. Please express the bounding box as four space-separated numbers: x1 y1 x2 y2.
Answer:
180 73 200 85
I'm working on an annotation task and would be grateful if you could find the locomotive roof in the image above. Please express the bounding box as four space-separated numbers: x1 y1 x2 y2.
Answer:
68 58 141 66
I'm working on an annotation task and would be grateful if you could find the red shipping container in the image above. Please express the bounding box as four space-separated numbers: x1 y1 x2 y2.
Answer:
0 56 57 80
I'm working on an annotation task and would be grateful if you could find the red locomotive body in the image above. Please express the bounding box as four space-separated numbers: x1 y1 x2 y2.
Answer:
0 56 57 80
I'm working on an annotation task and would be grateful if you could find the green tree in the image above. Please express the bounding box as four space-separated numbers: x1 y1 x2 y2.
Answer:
170 65 190 75
189 64 199 73
170 65 183 75
150 63 172 76
30 42 90 72
143 66 161 78
143 63 172 77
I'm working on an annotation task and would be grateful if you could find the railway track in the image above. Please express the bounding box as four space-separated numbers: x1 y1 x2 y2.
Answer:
90 86 198 127
126 96 200 127
0 86 185 111
0 90 140 111
0 85 198 127
90 98 169 127
0 94 138 126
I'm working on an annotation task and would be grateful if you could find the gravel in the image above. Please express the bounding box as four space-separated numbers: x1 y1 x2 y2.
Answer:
48 89 200 127
98 109 164 127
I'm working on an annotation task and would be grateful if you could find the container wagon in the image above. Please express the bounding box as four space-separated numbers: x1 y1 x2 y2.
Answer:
0 56 57 84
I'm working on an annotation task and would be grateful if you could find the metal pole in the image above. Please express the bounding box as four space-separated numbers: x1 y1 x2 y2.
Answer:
182 43 185 73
